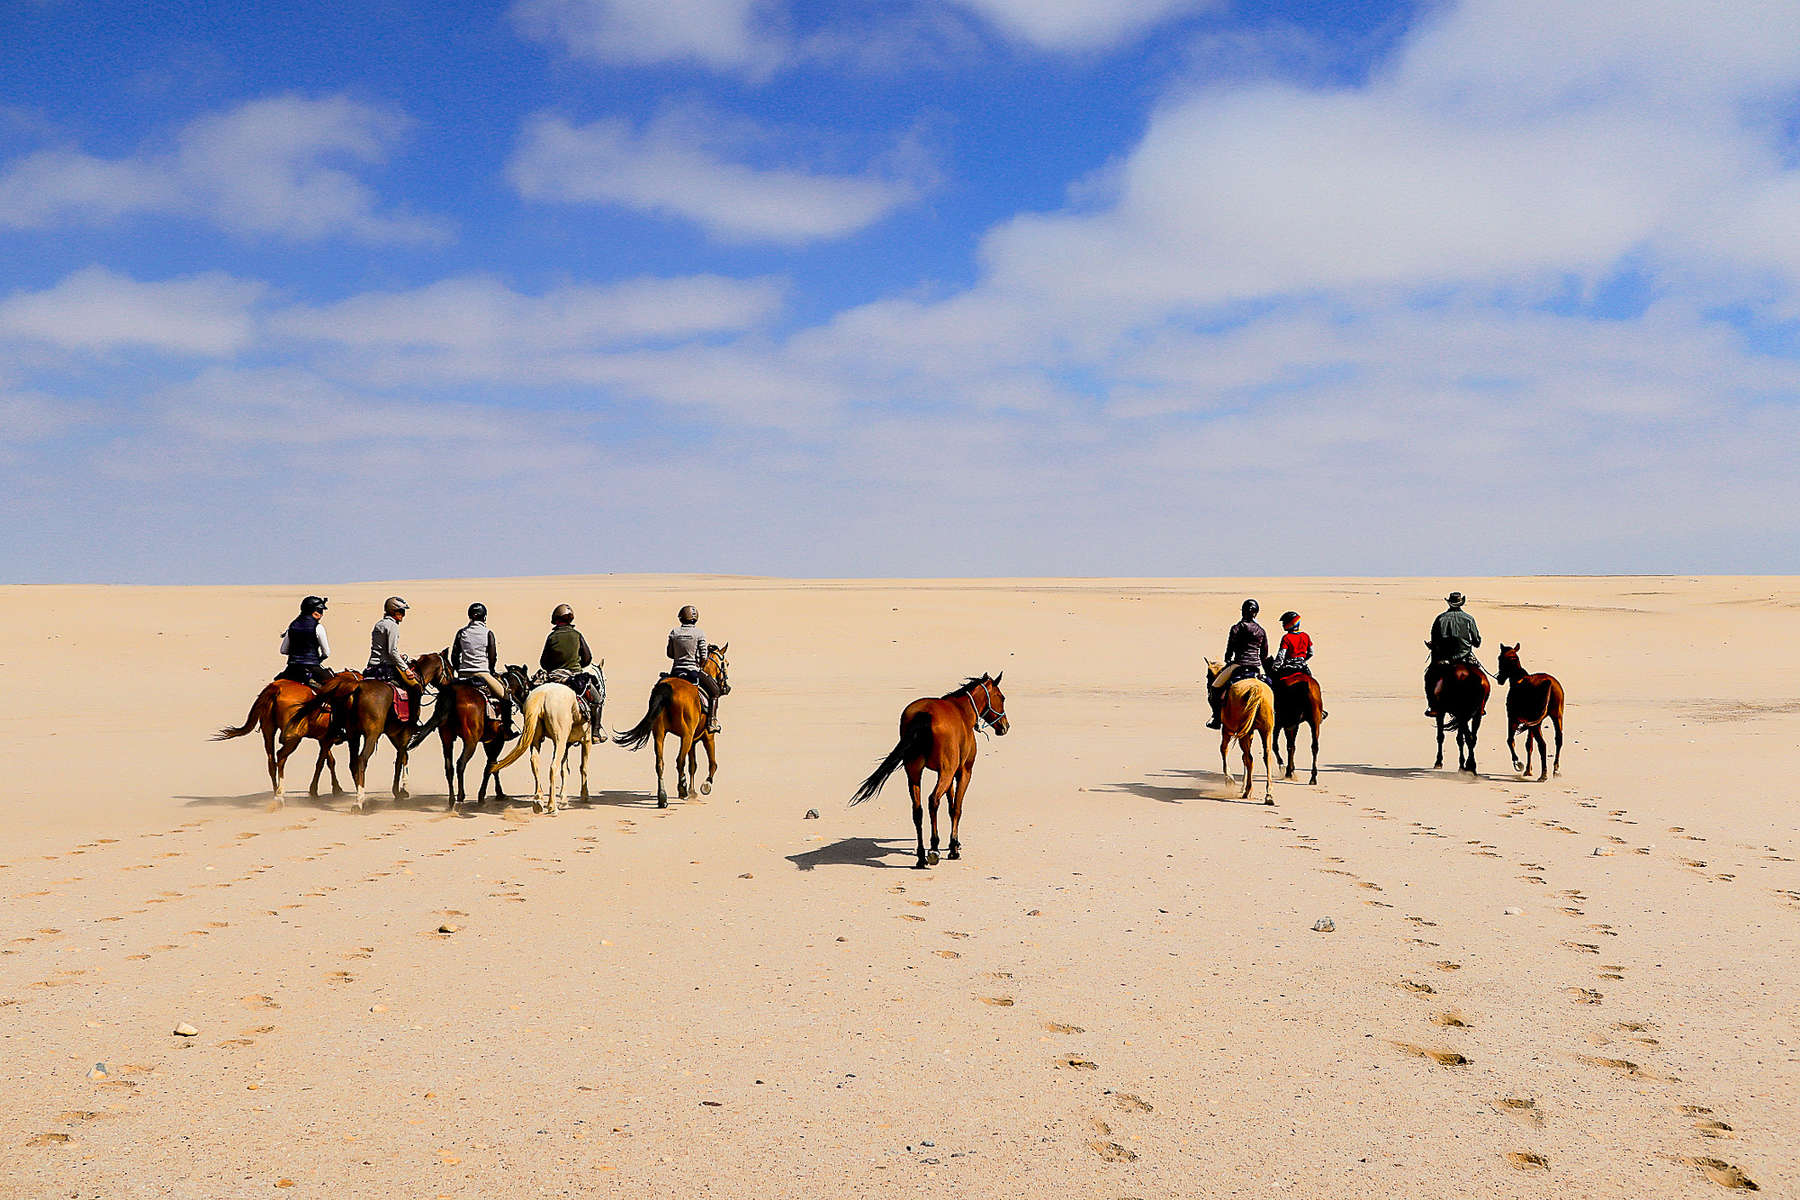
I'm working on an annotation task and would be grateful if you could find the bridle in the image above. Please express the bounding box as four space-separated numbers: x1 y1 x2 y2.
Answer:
962 679 1004 731
706 646 730 693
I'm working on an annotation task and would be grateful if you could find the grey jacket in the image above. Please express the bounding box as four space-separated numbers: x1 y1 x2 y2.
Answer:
452 621 498 676
667 626 708 674
366 616 410 673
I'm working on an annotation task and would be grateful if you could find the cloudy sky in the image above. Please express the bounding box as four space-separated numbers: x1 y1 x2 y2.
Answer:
4 0 1799 581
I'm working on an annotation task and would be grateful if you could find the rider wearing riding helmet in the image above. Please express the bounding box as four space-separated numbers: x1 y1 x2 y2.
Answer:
1425 591 1482 718
1271 611 1314 678
1207 598 1273 729
539 604 593 674
365 595 422 726
453 602 516 738
667 604 724 734
278 595 332 685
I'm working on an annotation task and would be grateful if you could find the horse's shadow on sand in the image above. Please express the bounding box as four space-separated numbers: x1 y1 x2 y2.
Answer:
1330 762 1487 782
786 837 916 871
1100 768 1274 806
178 787 660 816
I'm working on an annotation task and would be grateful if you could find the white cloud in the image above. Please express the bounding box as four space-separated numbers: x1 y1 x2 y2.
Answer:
510 111 924 243
512 0 783 75
0 95 444 242
947 0 1216 51
0 267 264 356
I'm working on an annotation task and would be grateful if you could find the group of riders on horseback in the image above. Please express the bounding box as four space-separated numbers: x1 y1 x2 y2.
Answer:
276 595 726 740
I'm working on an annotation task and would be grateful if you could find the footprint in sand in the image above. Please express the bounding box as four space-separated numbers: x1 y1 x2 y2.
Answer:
1568 988 1603 1004
978 996 1015 1007
1495 1097 1543 1126
1686 1157 1758 1190
26 1132 74 1147
1432 961 1462 972
327 971 354 983
1506 1151 1550 1170
1576 1054 1669 1081
1058 1055 1099 1070
1398 980 1437 995
1088 1139 1139 1163
899 914 925 923
1108 1091 1153 1112
1561 941 1600 954
1391 1041 1469 1066
1693 1119 1735 1139
934 950 961 959
1045 1022 1084 1034
1432 1011 1472 1028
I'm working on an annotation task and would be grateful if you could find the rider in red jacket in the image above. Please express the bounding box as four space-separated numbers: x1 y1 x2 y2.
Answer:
1272 611 1313 677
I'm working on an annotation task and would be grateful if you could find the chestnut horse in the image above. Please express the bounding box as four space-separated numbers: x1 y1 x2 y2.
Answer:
1496 644 1565 780
1204 660 1276 803
613 647 730 808
411 665 531 808
286 652 449 810
849 674 1009 868
212 674 356 804
1270 670 1327 785
1428 648 1490 774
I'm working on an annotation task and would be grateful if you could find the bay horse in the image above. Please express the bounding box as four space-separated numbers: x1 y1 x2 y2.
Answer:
285 651 449 810
488 665 605 815
849 673 1008 868
1204 660 1275 803
613 646 730 808
211 674 356 804
1495 644 1565 780
411 665 531 809
1427 647 1490 774
1270 669 1326 785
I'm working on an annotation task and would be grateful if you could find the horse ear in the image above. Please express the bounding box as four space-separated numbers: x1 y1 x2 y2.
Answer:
993 671 1002 685
719 642 729 653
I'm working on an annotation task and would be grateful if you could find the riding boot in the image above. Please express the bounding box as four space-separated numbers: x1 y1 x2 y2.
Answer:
1205 690 1223 730
499 697 516 740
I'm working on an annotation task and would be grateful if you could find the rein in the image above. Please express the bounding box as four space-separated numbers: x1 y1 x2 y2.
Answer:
961 680 1002 733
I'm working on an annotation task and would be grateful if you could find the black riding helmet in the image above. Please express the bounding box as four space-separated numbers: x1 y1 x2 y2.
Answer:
468 602 487 621
300 595 328 615
1242 598 1259 619
551 603 574 625
1280 610 1299 628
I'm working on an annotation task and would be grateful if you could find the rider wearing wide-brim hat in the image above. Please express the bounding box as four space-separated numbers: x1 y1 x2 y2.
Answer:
1207 598 1273 729
278 595 332 686
1425 590 1483 717
667 604 725 734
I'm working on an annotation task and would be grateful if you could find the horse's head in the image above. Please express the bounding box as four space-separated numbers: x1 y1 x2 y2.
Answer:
1495 643 1522 683
984 671 1008 735
416 651 450 687
503 665 530 701
706 643 731 695
1204 658 1224 687
961 672 1008 736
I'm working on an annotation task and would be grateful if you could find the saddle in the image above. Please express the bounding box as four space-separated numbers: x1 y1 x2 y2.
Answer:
536 667 605 728
663 670 714 713
391 689 411 723
1274 663 1312 684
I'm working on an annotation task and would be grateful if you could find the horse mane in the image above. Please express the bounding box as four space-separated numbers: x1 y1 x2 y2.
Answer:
945 675 989 698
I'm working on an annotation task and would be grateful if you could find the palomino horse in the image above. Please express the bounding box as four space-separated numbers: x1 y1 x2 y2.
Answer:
613 646 731 809
1428 649 1490 774
1205 660 1275 803
411 665 531 808
1495 644 1565 780
285 652 449 810
1270 670 1327 785
212 674 356 803
488 665 605 814
849 674 1009 868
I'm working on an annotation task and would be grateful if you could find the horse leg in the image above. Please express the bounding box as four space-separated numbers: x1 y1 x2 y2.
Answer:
926 769 951 864
1552 711 1564 776
1260 726 1274 805
1434 716 1446 769
1308 717 1320 786
262 720 281 796
907 762 926 869
1533 725 1549 782
307 742 330 798
1273 724 1285 770
1464 713 1482 775
272 737 301 806
1239 735 1254 800
947 762 970 860
1510 720 1525 774
456 740 480 808
390 727 409 800
698 730 717 796
529 736 545 811
1220 729 1235 785
443 737 459 809
653 729 669 809
350 731 373 812
1283 725 1298 780
323 742 345 796
676 727 697 801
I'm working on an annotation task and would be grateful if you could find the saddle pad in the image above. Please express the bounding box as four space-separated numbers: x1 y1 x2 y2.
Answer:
392 690 411 723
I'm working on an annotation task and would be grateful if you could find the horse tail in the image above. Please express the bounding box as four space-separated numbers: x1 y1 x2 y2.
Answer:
613 682 671 751
213 684 277 740
490 695 541 773
850 711 933 807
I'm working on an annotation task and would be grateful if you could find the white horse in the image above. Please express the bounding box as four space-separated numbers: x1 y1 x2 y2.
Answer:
486 667 602 814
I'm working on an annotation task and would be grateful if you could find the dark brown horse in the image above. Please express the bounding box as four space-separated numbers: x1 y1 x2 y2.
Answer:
286 652 449 810
411 665 530 808
1428 648 1490 773
1496 644 1565 780
613 647 729 808
850 674 1009 868
212 674 357 804
1270 670 1326 785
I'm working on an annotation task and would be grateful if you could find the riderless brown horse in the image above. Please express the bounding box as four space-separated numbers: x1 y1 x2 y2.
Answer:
1495 644 1565 780
849 674 1009 868
1204 660 1275 803
1428 646 1490 773
285 652 449 810
212 674 357 804
1270 669 1327 785
613 646 731 808
410 665 530 808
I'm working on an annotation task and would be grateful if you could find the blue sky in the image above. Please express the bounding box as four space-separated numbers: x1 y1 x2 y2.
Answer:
3 0 1799 581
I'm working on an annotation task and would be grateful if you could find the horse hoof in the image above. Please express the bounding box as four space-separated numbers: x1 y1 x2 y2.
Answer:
700 782 712 796
925 850 940 866
531 801 544 814
913 859 928 870
1263 796 1275 806
946 848 960 860
657 798 669 809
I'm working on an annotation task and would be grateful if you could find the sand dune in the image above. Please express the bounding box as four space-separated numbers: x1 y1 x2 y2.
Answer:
1 576 1794 1197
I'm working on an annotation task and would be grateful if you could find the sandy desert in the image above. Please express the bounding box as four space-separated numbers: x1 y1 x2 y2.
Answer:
0 575 1794 1198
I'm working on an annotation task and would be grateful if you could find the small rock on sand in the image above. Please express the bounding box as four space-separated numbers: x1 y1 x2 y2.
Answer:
173 1023 198 1037
437 923 460 934
1592 847 1614 857
86 1063 109 1080
1312 917 1335 933
804 809 820 820
1503 907 1523 916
